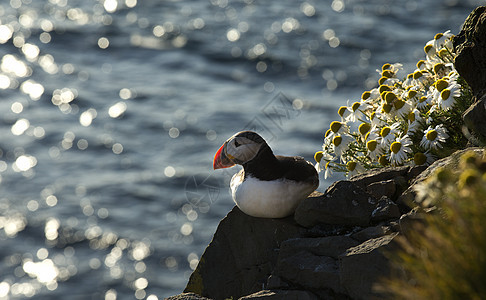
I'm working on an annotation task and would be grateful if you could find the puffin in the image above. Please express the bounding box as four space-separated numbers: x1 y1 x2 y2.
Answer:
213 131 319 218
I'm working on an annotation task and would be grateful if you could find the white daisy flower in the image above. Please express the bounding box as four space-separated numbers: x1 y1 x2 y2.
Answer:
370 110 387 128
346 161 365 177
392 99 412 117
424 40 438 61
346 101 366 123
365 125 381 141
324 161 333 179
402 73 414 88
378 124 399 149
377 62 403 77
361 88 381 105
337 105 351 121
406 109 424 136
413 151 437 166
389 135 412 166
332 134 353 162
314 151 334 172
420 125 449 150
366 139 382 161
327 121 349 139
437 83 461 110
433 30 453 51
402 89 422 105
433 62 455 78
411 70 432 87
417 90 434 111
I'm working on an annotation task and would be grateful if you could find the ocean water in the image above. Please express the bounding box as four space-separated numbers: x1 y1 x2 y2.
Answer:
0 0 482 299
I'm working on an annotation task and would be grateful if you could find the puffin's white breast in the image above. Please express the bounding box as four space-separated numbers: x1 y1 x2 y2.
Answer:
230 173 315 218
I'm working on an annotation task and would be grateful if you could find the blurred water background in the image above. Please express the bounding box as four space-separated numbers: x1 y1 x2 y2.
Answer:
0 0 482 299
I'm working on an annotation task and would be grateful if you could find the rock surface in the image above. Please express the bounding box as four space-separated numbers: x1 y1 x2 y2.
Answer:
454 6 486 144
184 206 304 299
183 164 423 300
454 6 486 97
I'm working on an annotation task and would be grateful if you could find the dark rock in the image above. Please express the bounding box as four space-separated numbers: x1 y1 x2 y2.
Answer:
371 196 401 222
350 225 393 243
399 207 427 238
265 275 289 290
239 289 320 300
184 206 304 299
279 236 359 260
339 234 398 300
407 165 427 182
366 180 396 200
453 6 486 143
349 166 409 190
453 6 486 97
295 181 377 227
463 94 486 145
165 292 212 300
275 250 343 294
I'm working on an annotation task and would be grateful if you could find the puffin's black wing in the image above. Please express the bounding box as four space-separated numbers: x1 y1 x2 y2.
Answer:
276 155 319 187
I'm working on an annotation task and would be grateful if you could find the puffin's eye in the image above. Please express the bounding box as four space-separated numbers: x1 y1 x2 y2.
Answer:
234 139 241 147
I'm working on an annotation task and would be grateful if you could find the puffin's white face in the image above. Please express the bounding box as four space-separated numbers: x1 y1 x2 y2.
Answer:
213 131 266 169
225 135 262 165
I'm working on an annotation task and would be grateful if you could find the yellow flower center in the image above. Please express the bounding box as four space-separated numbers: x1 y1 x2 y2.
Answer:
416 60 425 69
370 111 376 120
413 70 423 80
438 48 448 57
382 70 394 78
367 140 378 151
394 100 406 110
382 63 391 71
434 33 443 40
380 126 391 137
325 161 331 169
382 104 392 114
390 141 402 154
419 96 427 103
426 129 438 141
378 155 388 166
361 91 371 100
378 76 387 85
433 63 445 74
408 111 416 122
408 90 418 99
325 129 332 138
359 123 371 135
346 161 357 171
441 89 451 100
330 121 342 133
338 106 347 117
413 152 427 165
424 44 433 54
379 85 391 94
351 102 361 112
332 136 342 147
385 92 397 104
314 151 324 163
435 79 449 92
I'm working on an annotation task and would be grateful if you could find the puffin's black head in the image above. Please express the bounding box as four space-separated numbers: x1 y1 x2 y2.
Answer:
213 131 268 169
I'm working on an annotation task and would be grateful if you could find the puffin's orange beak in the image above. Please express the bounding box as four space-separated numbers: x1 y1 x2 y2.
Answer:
213 142 235 169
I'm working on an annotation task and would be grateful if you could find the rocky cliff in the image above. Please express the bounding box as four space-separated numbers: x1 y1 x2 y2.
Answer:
168 6 486 300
